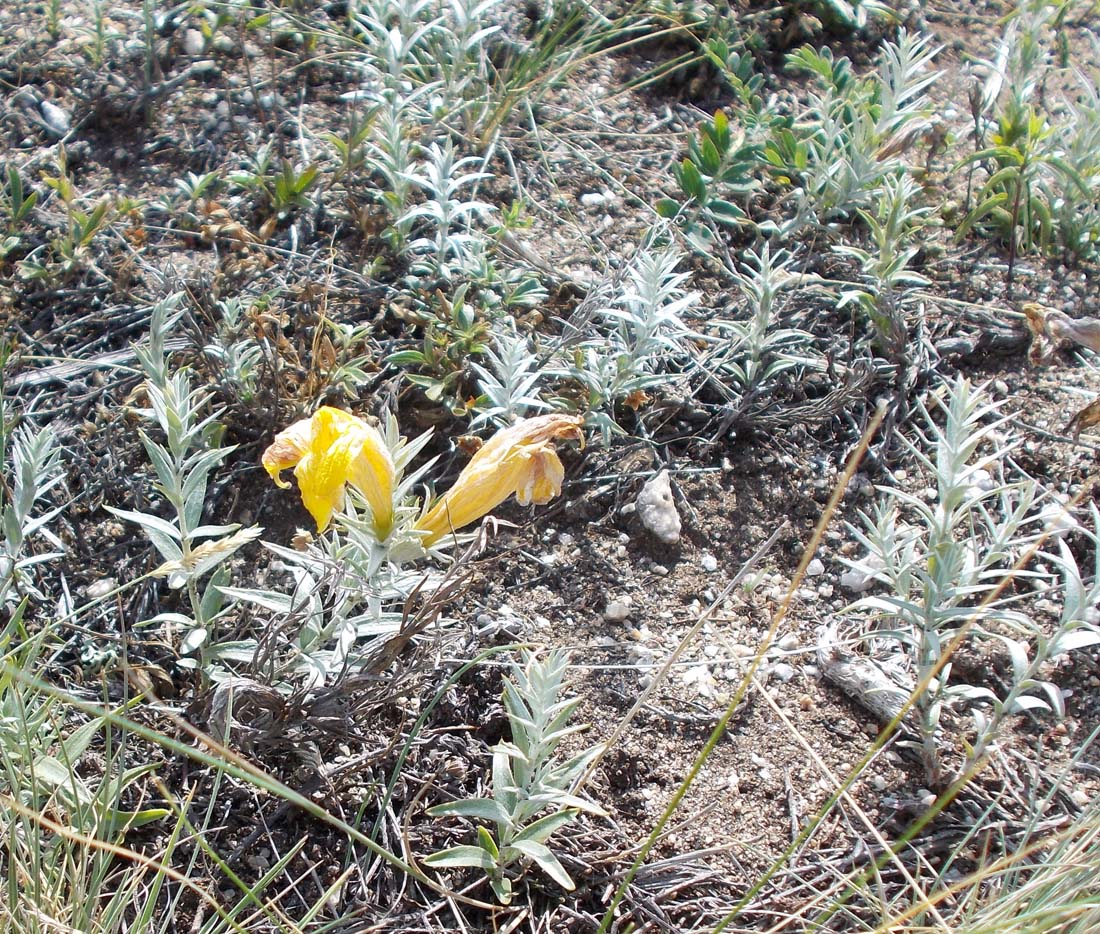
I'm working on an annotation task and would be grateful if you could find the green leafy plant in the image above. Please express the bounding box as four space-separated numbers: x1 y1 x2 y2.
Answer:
656 108 761 253
765 32 939 232
704 36 782 136
271 160 320 216
425 650 605 904
793 0 894 32
469 319 551 428
0 611 173 930
386 283 492 413
201 296 266 406
844 377 1100 786
956 102 1086 285
17 151 112 282
325 110 376 182
1 167 39 260
0 401 64 607
400 138 493 280
555 245 698 440
107 297 261 676
959 1 1099 278
835 173 933 354
709 243 818 393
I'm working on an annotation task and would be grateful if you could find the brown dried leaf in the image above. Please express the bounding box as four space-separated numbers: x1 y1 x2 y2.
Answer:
1022 301 1051 365
1046 311 1100 354
1066 397 1100 439
1022 301 1100 365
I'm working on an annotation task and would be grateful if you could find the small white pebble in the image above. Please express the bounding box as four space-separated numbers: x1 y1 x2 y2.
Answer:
85 578 118 600
183 28 204 55
770 662 797 683
40 100 70 135
604 600 632 622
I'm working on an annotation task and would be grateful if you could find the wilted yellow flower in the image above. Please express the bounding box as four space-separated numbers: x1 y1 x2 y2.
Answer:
414 414 584 546
262 406 395 537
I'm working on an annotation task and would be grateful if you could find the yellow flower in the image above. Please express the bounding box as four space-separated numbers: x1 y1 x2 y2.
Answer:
262 406 395 536
414 414 584 546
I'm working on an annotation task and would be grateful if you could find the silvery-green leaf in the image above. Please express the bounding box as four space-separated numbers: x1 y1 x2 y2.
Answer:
503 839 575 890
1050 628 1100 656
181 628 208 654
428 798 512 827
1007 694 1050 713
422 846 495 870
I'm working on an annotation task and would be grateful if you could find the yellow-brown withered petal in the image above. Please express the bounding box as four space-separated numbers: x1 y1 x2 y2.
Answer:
517 447 565 506
415 414 583 546
262 417 312 489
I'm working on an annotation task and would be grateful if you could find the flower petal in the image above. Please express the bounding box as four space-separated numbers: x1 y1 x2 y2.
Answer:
293 407 373 531
347 423 396 538
262 417 312 488
518 448 564 506
415 414 582 545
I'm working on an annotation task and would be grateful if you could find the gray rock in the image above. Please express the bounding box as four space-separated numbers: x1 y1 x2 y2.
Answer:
183 28 204 55
85 578 117 600
636 470 681 544
1039 499 1079 538
603 599 632 622
12 86 41 109
769 662 797 683
40 100 71 136
776 633 800 652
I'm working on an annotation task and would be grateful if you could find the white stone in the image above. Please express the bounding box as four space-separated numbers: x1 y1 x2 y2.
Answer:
964 467 995 497
183 28 204 55
701 553 718 572
770 662 797 683
805 558 825 577
1039 499 1080 538
40 100 70 135
840 553 886 592
85 578 117 600
635 470 681 544
604 600 632 622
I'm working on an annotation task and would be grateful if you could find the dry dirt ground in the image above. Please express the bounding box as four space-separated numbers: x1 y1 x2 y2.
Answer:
2 0 1100 930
